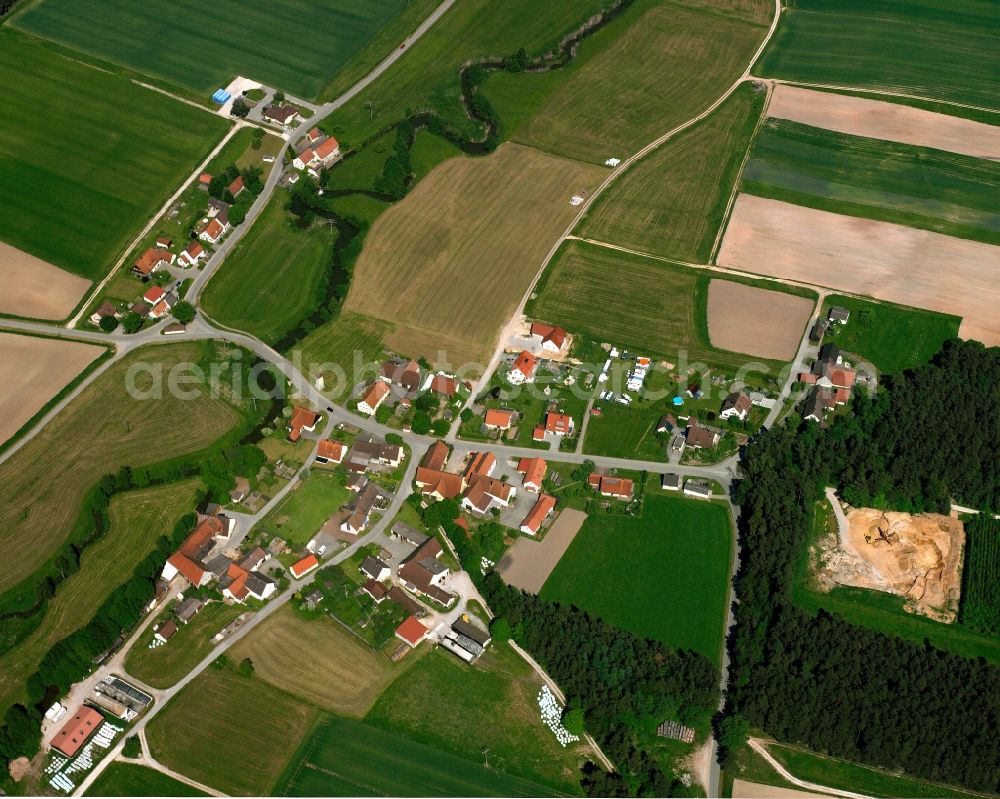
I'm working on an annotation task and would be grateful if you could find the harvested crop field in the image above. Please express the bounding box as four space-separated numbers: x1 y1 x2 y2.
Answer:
732 780 826 799
497 508 586 594
707 280 812 360
230 605 406 717
717 195 1000 345
0 333 105 445
344 143 605 367
766 84 1000 160
0 243 91 320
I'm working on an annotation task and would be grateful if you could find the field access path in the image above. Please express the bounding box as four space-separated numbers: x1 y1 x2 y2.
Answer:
747 739 874 799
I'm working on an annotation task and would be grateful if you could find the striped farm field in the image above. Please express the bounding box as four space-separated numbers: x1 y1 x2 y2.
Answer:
202 195 334 345
0 30 229 283
486 0 772 163
13 0 412 99
755 0 1000 110
86 762 208 797
0 481 199 713
343 143 605 367
576 82 767 261
0 343 245 598
297 313 392 401
742 119 1000 245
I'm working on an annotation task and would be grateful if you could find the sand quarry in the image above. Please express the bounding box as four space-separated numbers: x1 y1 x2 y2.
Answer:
817 505 964 622
767 84 1000 161
0 242 90 320
707 279 813 360
0 332 105 445
498 508 587 594
717 195 1000 345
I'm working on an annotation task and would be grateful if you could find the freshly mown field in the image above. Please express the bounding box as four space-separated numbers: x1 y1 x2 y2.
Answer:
276 713 561 797
86 762 207 797
201 195 334 345
0 481 198 712
297 313 391 401
230 606 407 717
344 143 605 367
742 119 1000 245
0 30 229 282
576 82 766 260
958 514 1000 637
819 295 960 375
124 601 246 689
14 0 410 99
527 239 793 373
541 489 733 661
765 742 987 799
485 0 771 163
147 667 319 796
0 343 244 597
366 646 586 794
322 0 610 143
754 0 1000 110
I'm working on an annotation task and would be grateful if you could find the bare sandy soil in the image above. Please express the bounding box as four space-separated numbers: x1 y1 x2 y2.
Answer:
717 195 1000 344
0 332 104 445
0 241 90 319
497 508 587 594
733 779 829 799
768 84 1000 160
707 279 813 360
817 506 964 622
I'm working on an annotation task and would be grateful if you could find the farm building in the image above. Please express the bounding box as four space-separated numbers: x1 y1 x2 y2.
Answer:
520 493 556 535
360 556 390 582
395 615 430 648
357 381 390 415
132 247 174 278
162 515 232 587
51 707 104 757
398 538 454 605
154 621 177 642
530 322 568 353
661 473 681 491
464 451 496 478
415 467 464 500
287 406 321 441
683 480 712 500
363 579 388 603
461 474 515 515
588 474 633 501
421 440 450 471
517 457 547 492
262 104 299 126
290 553 320 579
380 358 421 391
828 306 850 324
426 373 460 397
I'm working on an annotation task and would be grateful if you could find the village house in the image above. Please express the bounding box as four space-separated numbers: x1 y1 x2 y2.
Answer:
395 615 430 648
464 451 496 478
287 406 321 441
483 408 514 431
339 481 388 535
517 457 547 492
357 381 390 415
425 372 460 398
422 440 449 471
314 136 340 163
685 419 720 450
315 439 346 465
398 537 454 605
89 300 118 326
131 247 174 279
154 621 177 643
290 553 320 579
588 473 634 501
198 173 212 188
207 197 230 220
415 466 464 500
720 391 752 421
178 241 205 267
364 579 388 603
530 322 568 353
360 555 390 582
828 306 851 324
461 473 515 515
161 514 234 587
544 412 575 436
519 493 556 535
507 350 538 384
306 127 323 144
379 358 422 393
343 436 404 472
262 104 299 126
661 473 681 491
228 175 244 197
221 558 276 603
198 216 229 244
229 476 250 504
803 386 837 423
656 414 677 434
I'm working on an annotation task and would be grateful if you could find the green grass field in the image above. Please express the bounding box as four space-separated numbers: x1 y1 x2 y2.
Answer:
577 81 765 260
201 195 334 345
0 481 198 712
527 239 793 374
86 762 207 797
742 119 1000 245
0 30 229 281
485 0 770 163
258 471 353 549
276 713 563 797
819 295 960 375
366 646 586 794
297 313 391 401
754 0 1000 110
14 0 411 100
147 667 319 795
541 488 733 661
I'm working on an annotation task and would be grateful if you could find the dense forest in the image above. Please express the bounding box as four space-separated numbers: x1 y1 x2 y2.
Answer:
959 514 1000 636
726 339 1000 792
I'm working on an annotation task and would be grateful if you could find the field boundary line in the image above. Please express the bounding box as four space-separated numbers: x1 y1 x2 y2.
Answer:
748 739 872 799
134 729 228 797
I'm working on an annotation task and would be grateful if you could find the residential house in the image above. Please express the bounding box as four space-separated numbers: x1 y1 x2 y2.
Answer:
519 493 556 535
292 147 316 171
415 466 464 500
661 473 681 491
229 476 250 503
422 440 450 471
828 306 850 324
530 322 568 353
315 439 346 465
461 473 515 515
464 451 496 478
178 241 205 267
483 408 514 431
363 579 388 603
544 412 574 436
130 300 151 317
357 381 390 415
222 560 276 603
360 556 390 582
147 299 170 320
306 127 323 144
656 414 677 434
517 457 546 492
132 247 174 279
207 197 230 220
198 216 229 244
344 436 404 472
532 425 546 442
198 173 212 188
288 406 321 441
262 104 299 126
685 419 720 450
161 514 232 586
290 553 320 579
155 236 173 249
427 373 460 398
686 382 703 400
339 482 387 535
228 175 244 197
379 358 421 392
670 432 686 455
398 537 454 605
720 391 751 421
683 479 712 500
803 386 837 423
588 474 633 501
809 319 829 343
314 136 340 163
507 350 538 384
395 615 430 648
89 300 118 326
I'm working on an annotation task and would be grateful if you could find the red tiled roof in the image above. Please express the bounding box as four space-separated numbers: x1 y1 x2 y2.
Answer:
395 615 429 646
465 451 495 477
430 374 459 396
290 554 319 579
133 247 169 276
143 285 165 304
511 350 537 380
296 147 315 165
307 127 322 142
228 176 244 195
595 475 633 500
520 494 556 534
530 322 567 349
52 707 104 757
544 412 573 434
415 467 464 499
315 137 340 160
359 381 390 411
421 440 449 471
199 173 212 185
484 408 513 428
288 406 320 441
316 439 346 463
201 217 226 241
532 425 545 441
183 241 204 259
517 457 546 490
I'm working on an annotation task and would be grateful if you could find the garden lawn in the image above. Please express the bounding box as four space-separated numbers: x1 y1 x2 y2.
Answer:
258 471 353 548
541 489 732 661
0 30 230 281
366 646 586 795
742 119 1000 246
86 762 207 797
819 295 960 375
14 0 411 100
754 0 1000 110
201 195 334 345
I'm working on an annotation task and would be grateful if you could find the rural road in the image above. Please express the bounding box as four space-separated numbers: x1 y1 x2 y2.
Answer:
746 739 874 799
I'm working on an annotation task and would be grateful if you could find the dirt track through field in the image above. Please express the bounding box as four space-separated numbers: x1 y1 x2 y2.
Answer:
717 195 1000 345
733 779 829 799
707 280 812 360
767 84 1000 160
497 508 587 594
0 241 90 319
0 332 104 445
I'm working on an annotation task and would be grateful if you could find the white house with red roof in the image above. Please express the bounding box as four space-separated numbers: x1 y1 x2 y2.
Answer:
530 322 568 353
178 241 205 267
198 216 229 244
520 494 556 535
293 147 315 171
507 350 538 384
314 136 340 163
290 553 319 579
357 381 390 415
